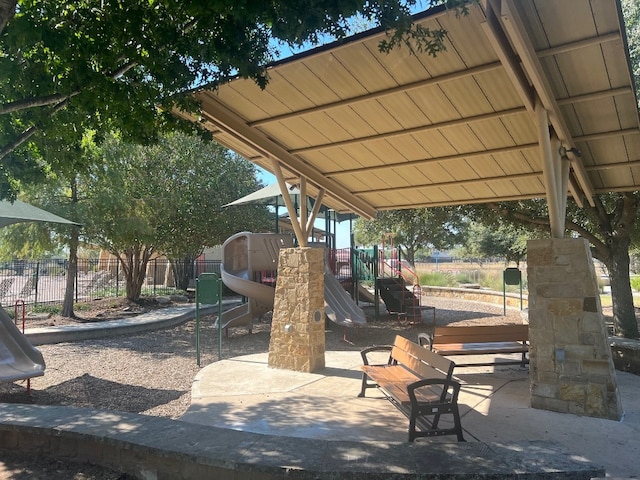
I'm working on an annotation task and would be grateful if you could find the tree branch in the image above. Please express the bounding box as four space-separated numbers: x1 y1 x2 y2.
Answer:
0 98 69 160
0 0 17 35
0 93 76 115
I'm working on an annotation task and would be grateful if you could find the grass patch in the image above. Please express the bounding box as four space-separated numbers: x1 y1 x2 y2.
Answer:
419 271 456 287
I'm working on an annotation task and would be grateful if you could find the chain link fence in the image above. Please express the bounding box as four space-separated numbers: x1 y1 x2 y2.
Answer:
0 258 221 308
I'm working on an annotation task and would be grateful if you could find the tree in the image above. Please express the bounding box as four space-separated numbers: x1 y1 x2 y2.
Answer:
457 221 536 267
81 132 271 300
354 207 464 264
0 0 472 201
471 195 640 339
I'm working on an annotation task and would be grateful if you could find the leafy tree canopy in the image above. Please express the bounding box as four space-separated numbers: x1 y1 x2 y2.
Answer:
0 0 471 200
354 207 465 264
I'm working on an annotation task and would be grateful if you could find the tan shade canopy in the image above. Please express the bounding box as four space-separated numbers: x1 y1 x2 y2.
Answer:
182 0 640 220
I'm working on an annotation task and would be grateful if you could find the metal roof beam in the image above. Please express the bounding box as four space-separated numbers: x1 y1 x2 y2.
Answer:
326 143 538 176
196 93 377 219
351 171 542 195
290 106 526 155
498 0 595 207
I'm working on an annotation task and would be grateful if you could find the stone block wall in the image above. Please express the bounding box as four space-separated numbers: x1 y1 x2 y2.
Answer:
527 238 622 420
268 247 325 373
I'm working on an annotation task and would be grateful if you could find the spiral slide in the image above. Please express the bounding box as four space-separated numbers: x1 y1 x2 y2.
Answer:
0 309 45 382
218 232 365 331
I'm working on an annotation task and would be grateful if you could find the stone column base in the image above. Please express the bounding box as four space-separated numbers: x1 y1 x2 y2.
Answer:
527 238 622 420
268 247 325 373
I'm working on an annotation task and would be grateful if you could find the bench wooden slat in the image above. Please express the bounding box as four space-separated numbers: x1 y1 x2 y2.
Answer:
434 342 528 355
422 325 529 368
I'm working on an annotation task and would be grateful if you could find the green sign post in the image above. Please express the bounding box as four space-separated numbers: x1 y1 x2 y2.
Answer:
503 267 523 315
195 273 223 366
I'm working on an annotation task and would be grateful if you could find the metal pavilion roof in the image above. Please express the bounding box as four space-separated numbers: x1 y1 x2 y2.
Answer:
183 0 640 221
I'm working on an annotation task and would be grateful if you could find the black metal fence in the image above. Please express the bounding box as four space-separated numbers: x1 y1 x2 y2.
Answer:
0 258 222 308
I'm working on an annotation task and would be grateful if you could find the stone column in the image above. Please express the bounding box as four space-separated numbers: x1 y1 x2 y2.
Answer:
268 247 325 373
527 238 623 420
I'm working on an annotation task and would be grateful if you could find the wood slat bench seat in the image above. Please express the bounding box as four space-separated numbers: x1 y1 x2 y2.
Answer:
358 335 464 442
418 324 529 367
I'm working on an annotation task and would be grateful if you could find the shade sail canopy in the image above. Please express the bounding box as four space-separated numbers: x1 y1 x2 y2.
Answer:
181 0 640 219
0 200 78 228
223 182 300 207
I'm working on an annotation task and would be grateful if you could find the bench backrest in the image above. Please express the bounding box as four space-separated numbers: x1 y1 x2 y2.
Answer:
390 335 454 380
432 324 529 345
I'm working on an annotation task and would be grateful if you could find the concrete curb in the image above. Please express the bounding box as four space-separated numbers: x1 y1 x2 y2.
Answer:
0 403 604 480
24 300 241 346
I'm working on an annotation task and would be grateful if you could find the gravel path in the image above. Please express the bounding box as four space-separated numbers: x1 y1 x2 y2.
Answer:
0 296 522 479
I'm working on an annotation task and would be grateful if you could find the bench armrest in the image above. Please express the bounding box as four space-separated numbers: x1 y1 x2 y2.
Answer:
360 345 392 366
417 332 433 350
407 378 462 405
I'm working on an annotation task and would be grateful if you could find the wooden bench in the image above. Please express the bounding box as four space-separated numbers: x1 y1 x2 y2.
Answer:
418 324 529 367
358 335 464 442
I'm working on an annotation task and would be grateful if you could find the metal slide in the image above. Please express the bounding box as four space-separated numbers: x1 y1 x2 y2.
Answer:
218 232 365 331
324 267 366 327
218 232 294 331
0 309 45 382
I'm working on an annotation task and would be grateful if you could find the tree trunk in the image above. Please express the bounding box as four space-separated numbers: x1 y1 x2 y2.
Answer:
61 179 79 318
171 257 194 291
607 238 639 338
121 246 154 300
61 230 79 317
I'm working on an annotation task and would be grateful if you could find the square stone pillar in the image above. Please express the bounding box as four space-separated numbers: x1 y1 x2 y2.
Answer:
527 238 623 420
268 247 325 373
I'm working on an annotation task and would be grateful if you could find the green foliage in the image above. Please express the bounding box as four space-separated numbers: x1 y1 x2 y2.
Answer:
354 207 465 264
78 132 271 298
631 276 640 292
0 0 471 200
419 271 456 287
457 221 532 266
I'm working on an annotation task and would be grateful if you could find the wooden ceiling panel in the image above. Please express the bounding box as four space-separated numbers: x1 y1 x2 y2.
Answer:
465 156 507 179
441 7 500 67
510 176 545 195
330 44 398 93
261 121 328 151
474 70 526 111
376 94 432 130
292 112 355 143
551 48 611 97
438 76 493 118
408 130 459 158
384 133 431 161
468 118 519 150
416 162 456 183
499 114 539 145
527 1 598 47
614 96 640 131
406 84 457 124
492 151 538 175
281 60 352 104
438 124 486 154
569 98 621 136
348 100 404 134
322 107 379 139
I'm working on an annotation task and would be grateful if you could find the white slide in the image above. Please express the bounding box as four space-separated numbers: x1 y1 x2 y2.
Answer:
218 232 294 331
0 309 45 382
324 269 367 327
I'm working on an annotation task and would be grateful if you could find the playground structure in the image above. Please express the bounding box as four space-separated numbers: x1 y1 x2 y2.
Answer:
218 232 366 332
